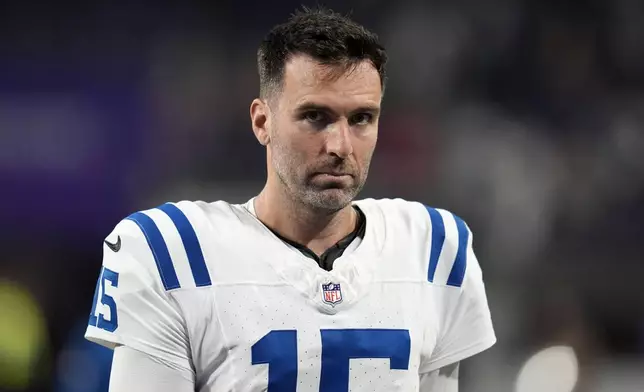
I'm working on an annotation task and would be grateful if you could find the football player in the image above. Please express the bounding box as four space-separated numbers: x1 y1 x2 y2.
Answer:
86 7 496 391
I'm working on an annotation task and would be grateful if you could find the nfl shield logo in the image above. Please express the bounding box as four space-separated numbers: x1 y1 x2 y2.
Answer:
321 282 343 306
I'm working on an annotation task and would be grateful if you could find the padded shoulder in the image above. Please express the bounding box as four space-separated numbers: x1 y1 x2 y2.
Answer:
363 198 472 288
121 200 227 291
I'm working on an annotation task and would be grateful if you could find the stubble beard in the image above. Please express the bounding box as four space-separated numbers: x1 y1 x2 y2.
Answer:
271 145 370 213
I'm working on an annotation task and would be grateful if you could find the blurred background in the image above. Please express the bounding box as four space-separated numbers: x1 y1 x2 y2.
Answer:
1 0 643 391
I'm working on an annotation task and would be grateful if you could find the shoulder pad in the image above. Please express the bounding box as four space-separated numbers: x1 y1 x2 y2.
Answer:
124 201 214 291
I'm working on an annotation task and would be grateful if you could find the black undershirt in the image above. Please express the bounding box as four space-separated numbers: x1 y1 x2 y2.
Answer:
268 206 366 271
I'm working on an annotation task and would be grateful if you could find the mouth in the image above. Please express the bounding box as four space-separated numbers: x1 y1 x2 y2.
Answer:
314 172 352 179
311 172 354 189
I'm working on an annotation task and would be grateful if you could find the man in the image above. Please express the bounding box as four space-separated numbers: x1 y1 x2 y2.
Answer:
85 7 496 391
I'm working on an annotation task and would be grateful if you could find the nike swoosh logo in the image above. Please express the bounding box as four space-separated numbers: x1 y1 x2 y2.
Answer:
104 235 121 252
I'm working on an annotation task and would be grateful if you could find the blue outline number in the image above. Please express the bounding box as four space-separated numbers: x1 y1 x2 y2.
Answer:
88 267 120 332
320 329 410 392
251 330 298 391
251 329 411 391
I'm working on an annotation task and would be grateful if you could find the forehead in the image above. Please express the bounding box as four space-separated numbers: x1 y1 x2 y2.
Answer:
279 55 382 110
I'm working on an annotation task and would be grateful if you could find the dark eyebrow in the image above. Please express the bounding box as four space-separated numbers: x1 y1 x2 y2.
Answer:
294 102 381 117
351 105 381 117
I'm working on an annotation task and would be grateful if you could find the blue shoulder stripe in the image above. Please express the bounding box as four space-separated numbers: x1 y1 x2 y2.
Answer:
126 212 180 291
446 214 469 287
425 206 445 283
157 203 212 287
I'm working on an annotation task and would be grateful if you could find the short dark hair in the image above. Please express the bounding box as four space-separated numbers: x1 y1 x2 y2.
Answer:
257 6 388 100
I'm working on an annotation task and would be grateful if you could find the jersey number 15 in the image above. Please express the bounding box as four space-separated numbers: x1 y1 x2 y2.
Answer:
88 267 120 332
252 329 411 392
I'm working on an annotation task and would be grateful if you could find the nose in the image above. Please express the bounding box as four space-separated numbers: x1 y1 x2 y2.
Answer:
325 119 353 159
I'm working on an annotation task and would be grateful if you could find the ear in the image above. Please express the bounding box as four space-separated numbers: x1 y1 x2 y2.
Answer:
250 98 271 146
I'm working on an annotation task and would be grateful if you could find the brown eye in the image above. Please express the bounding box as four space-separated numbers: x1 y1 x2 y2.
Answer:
304 111 324 123
351 113 373 126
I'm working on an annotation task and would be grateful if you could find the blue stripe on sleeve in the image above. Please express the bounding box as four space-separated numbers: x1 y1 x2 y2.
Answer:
446 214 469 287
157 203 212 288
126 212 181 291
425 206 446 283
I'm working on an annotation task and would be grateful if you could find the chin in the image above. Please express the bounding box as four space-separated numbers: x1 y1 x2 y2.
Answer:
302 188 357 211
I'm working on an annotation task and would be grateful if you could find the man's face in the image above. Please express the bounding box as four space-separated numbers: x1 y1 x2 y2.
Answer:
267 55 382 211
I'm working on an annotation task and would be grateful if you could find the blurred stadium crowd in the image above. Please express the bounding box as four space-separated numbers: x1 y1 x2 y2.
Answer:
1 0 643 391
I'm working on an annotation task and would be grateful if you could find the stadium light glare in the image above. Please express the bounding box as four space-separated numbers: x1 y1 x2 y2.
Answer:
515 345 579 392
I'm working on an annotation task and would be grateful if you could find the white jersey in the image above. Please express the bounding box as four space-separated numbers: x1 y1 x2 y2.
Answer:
85 198 496 392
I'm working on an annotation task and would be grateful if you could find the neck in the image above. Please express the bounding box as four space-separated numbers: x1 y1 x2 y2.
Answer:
254 183 356 256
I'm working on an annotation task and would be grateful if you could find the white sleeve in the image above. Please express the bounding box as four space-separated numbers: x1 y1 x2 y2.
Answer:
420 209 496 373
418 363 459 392
84 216 194 376
109 346 194 392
